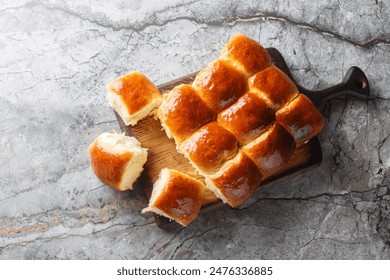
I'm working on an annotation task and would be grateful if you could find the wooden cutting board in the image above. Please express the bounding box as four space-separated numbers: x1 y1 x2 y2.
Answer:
115 48 370 229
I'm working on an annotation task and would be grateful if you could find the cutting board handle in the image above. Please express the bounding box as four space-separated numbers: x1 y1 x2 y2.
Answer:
303 67 370 106
266 47 370 107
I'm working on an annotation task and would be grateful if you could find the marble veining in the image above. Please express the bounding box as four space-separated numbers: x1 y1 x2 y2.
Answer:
0 0 389 259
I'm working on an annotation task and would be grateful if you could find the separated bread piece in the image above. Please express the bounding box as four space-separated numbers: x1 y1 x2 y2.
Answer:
158 84 215 145
206 151 262 207
142 168 205 226
249 65 299 110
217 91 275 145
276 94 325 146
180 122 238 175
242 123 295 178
193 59 247 113
220 34 272 77
107 71 162 126
88 133 148 191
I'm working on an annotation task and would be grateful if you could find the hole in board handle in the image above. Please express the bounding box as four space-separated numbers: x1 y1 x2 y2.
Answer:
356 79 367 89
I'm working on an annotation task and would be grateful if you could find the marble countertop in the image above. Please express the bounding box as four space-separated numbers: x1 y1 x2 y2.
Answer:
1 0 389 259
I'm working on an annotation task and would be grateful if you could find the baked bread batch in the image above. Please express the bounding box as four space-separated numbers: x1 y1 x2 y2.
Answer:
89 34 325 226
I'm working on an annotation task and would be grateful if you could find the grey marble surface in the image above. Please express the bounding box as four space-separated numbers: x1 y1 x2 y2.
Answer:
0 0 389 259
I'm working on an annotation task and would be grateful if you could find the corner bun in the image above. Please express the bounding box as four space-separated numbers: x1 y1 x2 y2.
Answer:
107 71 162 126
220 33 272 77
142 168 205 226
88 133 148 191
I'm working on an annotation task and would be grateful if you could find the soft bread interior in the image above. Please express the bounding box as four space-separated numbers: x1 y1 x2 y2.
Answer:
107 86 162 126
142 168 177 221
94 132 148 190
107 90 132 125
157 107 175 140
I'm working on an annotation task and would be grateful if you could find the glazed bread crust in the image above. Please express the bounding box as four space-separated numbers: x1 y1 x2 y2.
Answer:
218 91 275 145
276 94 325 145
242 123 296 178
142 168 205 226
221 34 272 77
88 133 148 191
158 84 215 145
193 59 247 113
155 34 324 208
107 71 162 126
181 122 238 175
206 152 262 207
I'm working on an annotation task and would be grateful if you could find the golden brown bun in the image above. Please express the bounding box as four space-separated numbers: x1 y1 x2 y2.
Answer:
158 84 215 144
249 65 299 110
242 123 295 178
142 168 205 226
206 151 262 207
107 72 162 126
217 91 275 145
276 94 325 146
221 34 272 77
181 122 238 175
88 133 148 191
193 59 247 113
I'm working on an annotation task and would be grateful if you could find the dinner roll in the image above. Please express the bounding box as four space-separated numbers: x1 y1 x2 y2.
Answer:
220 33 272 77
142 168 205 226
158 84 215 145
88 133 147 191
107 71 162 126
206 151 262 207
249 65 299 110
193 59 247 113
180 122 238 175
217 91 275 145
276 94 325 146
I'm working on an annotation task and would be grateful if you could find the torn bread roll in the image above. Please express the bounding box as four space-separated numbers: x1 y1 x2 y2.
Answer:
89 133 147 191
107 71 162 126
142 168 205 226
205 151 262 207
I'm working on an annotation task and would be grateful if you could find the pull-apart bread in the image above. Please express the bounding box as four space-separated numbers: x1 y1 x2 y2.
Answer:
158 34 324 209
91 34 325 226
89 133 147 191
